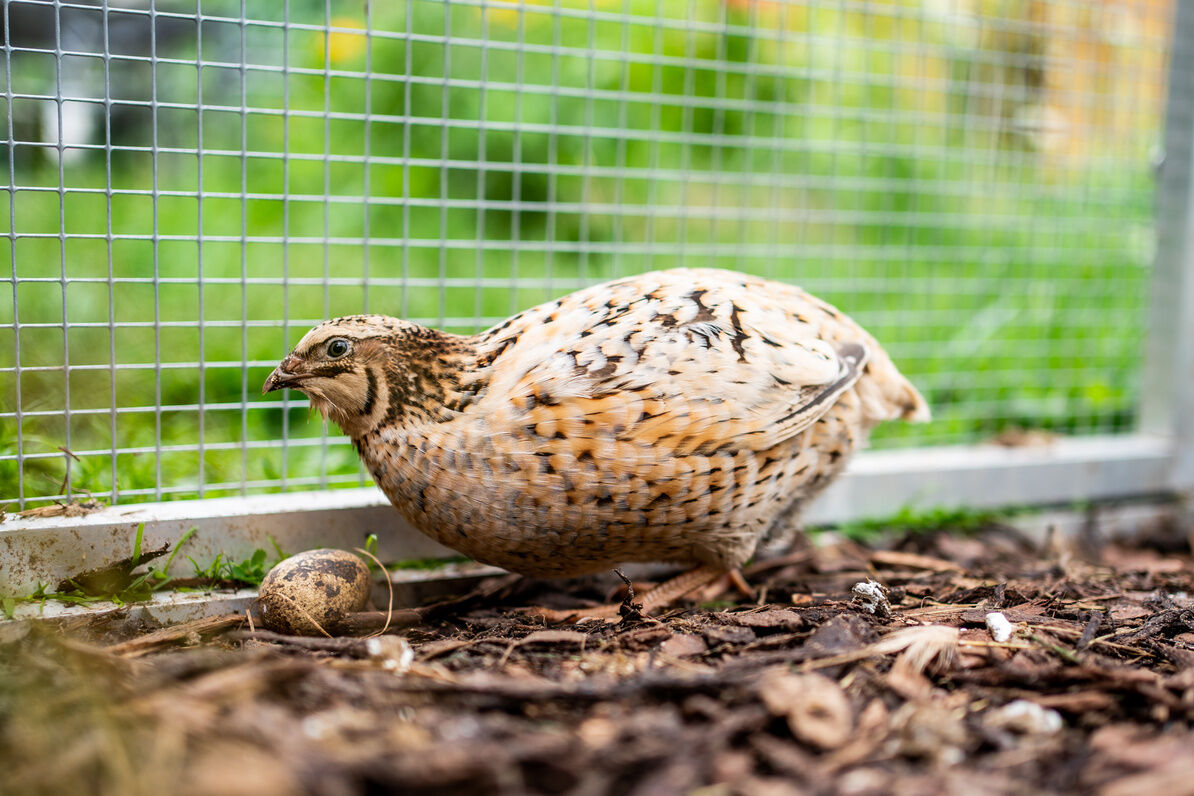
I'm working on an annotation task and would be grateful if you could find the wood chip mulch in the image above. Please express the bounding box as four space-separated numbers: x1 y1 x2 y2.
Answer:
4 523 1194 796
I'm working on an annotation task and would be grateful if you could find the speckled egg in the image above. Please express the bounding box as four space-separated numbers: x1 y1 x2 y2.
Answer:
256 548 372 636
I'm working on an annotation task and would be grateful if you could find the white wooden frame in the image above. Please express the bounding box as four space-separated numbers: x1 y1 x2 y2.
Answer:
3 1 1193 621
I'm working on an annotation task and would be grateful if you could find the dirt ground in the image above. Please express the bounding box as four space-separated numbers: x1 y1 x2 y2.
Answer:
4 519 1194 796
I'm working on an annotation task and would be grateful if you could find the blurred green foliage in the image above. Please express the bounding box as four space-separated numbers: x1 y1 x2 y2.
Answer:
0 0 1165 505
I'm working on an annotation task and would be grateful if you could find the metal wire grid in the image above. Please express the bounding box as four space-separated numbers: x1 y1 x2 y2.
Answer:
0 0 1175 508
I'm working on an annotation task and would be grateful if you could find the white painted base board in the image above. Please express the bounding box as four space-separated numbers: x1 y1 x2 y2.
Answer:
0 434 1183 628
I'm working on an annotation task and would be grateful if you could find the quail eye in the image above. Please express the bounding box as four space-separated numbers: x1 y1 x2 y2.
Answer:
326 338 350 359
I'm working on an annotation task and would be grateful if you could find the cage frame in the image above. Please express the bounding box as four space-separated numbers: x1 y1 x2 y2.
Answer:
1 0 1192 610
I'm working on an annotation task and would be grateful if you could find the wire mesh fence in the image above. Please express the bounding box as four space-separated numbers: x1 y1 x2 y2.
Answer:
0 0 1176 508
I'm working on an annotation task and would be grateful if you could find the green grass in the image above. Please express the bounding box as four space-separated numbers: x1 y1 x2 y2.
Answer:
0 525 286 615
830 505 1025 543
187 547 279 588
0 0 1163 505
386 555 473 572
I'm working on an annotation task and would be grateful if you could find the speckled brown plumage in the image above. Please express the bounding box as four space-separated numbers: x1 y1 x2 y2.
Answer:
264 268 928 580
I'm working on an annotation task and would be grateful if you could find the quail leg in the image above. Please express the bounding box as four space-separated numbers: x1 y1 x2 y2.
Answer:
695 569 756 603
527 564 727 622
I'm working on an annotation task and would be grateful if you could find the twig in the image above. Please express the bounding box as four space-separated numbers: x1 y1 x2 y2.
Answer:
495 639 519 670
743 549 815 578
899 603 982 618
957 639 1035 651
355 546 394 637
342 608 429 634
105 613 244 657
1071 593 1125 604
870 550 964 573
229 629 376 656
1027 632 1082 665
1039 623 1156 656
614 568 645 622
55 446 81 496
1077 610 1104 651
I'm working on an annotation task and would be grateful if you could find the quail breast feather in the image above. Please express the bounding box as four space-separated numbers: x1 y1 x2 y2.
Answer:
264 268 928 579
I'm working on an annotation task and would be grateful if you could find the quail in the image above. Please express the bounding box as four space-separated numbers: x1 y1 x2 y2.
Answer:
263 268 929 617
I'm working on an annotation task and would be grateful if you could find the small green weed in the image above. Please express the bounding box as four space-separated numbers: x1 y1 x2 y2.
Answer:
3 580 104 619
1 527 287 618
188 545 278 587
831 505 1028 542
386 555 471 572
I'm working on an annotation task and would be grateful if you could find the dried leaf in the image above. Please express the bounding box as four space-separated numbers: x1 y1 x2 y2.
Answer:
659 633 708 658
416 638 478 660
718 609 806 632
16 499 104 519
870 550 964 573
701 625 756 647
616 625 673 650
1032 692 1117 713
518 629 589 647
1100 546 1188 574
824 698 891 770
1100 765 1194 796
803 614 876 659
960 606 1080 630
759 670 854 750
887 702 970 766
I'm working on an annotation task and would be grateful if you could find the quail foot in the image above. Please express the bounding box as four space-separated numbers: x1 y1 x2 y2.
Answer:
263 268 929 620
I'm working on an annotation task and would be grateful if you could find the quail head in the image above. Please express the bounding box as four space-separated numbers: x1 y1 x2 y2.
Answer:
264 268 928 614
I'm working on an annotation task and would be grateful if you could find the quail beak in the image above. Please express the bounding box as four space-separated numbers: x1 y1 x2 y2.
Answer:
262 357 311 394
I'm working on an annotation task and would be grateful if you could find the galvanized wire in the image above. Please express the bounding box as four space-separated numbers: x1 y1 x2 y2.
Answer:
0 0 1176 507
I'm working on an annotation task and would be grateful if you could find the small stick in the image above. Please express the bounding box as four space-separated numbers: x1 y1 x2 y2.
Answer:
1035 623 1150 655
614 568 645 622
105 613 244 657
355 546 394 637
495 639 518 670
958 640 1035 650
1077 610 1104 652
228 629 374 655
342 608 428 634
1027 632 1082 665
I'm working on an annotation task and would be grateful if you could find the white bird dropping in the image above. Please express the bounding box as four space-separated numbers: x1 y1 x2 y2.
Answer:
985 611 1014 643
